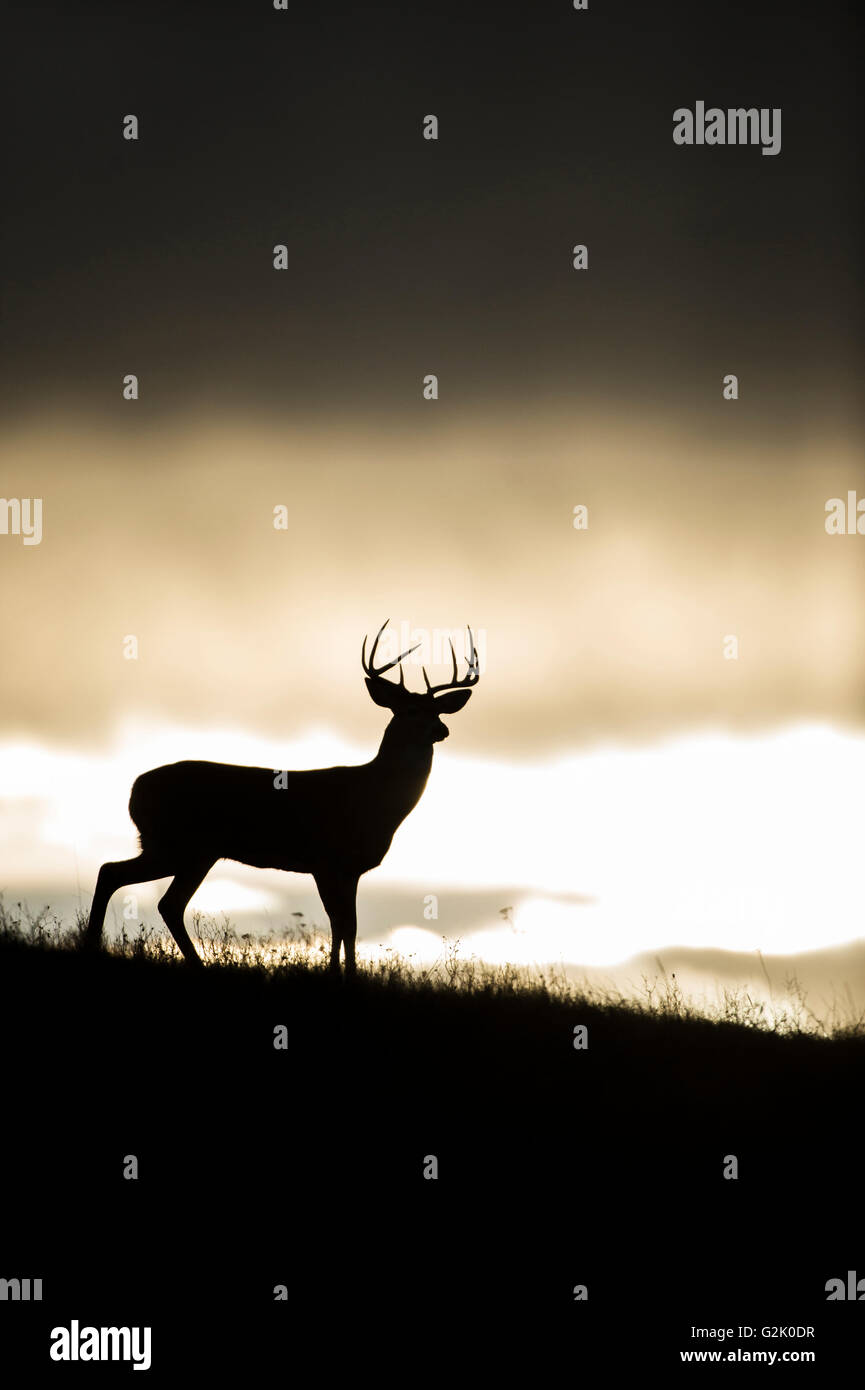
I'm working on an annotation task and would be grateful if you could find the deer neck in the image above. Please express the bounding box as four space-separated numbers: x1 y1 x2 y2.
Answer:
372 722 435 817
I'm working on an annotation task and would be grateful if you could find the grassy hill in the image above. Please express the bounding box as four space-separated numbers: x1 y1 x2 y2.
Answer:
1 903 862 1369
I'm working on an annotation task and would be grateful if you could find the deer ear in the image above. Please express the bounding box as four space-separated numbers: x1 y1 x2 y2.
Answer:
434 689 472 713
365 677 403 710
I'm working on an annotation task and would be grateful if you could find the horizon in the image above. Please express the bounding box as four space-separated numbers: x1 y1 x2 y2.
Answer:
2 714 862 1026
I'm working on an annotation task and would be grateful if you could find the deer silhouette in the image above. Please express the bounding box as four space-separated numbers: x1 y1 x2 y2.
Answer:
83 621 479 973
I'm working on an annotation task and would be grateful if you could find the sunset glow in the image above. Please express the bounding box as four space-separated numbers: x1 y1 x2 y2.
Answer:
2 720 861 989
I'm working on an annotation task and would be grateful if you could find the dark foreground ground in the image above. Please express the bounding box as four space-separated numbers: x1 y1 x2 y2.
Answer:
1 931 862 1377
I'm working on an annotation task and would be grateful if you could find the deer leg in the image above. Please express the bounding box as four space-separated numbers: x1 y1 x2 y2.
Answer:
83 851 173 950
315 873 359 976
341 888 359 977
157 859 214 967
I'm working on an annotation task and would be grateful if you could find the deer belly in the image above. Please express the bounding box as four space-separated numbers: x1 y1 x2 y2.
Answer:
220 839 313 874
219 821 323 874
215 810 395 876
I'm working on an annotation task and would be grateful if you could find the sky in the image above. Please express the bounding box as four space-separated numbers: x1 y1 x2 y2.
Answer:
1 0 863 1021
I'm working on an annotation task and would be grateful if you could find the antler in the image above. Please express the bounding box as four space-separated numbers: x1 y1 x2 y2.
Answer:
422 627 480 697
361 619 421 688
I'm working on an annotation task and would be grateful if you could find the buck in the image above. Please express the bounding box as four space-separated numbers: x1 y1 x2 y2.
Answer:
83 621 479 973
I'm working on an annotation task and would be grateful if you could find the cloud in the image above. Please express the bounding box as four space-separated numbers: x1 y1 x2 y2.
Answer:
2 408 863 755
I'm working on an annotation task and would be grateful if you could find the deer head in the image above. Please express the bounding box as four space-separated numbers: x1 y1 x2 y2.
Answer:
362 619 479 744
